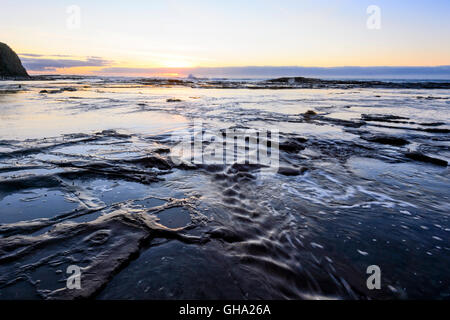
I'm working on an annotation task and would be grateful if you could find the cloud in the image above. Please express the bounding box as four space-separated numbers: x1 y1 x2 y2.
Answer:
20 53 80 58
19 53 46 58
20 56 113 71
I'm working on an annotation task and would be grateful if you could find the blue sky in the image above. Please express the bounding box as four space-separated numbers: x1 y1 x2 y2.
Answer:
1 0 449 76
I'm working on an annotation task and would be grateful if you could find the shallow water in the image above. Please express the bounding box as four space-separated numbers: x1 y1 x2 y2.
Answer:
0 78 449 299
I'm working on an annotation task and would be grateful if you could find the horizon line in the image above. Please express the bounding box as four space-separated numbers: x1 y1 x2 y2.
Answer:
24 65 450 79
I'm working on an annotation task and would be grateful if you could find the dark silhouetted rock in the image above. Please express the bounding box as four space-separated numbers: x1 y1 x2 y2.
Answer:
280 140 306 153
405 152 447 166
361 114 409 123
362 135 409 146
278 166 308 176
265 77 450 89
266 77 323 84
39 87 77 94
0 42 29 78
304 110 317 116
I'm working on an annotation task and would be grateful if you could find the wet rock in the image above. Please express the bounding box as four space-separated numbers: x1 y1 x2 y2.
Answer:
97 129 131 138
278 166 307 176
304 110 317 116
416 96 449 100
40 87 77 94
40 89 60 94
423 128 450 134
197 164 225 172
418 122 446 127
264 77 450 90
228 163 264 173
265 77 322 84
280 140 306 153
153 147 170 154
321 117 365 128
361 114 448 131
311 140 374 161
61 87 77 92
293 136 308 143
303 110 318 120
361 121 450 134
361 114 409 123
0 42 29 78
362 135 409 146
126 155 173 170
405 152 447 166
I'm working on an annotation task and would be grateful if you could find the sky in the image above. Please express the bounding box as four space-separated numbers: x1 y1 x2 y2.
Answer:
1 0 450 77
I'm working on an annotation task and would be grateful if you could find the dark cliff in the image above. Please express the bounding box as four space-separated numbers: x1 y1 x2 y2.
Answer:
0 42 30 78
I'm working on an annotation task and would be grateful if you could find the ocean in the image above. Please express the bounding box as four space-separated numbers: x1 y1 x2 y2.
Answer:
0 76 449 299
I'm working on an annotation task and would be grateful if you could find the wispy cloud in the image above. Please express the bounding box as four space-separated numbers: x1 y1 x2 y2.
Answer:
19 53 74 58
20 55 113 71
